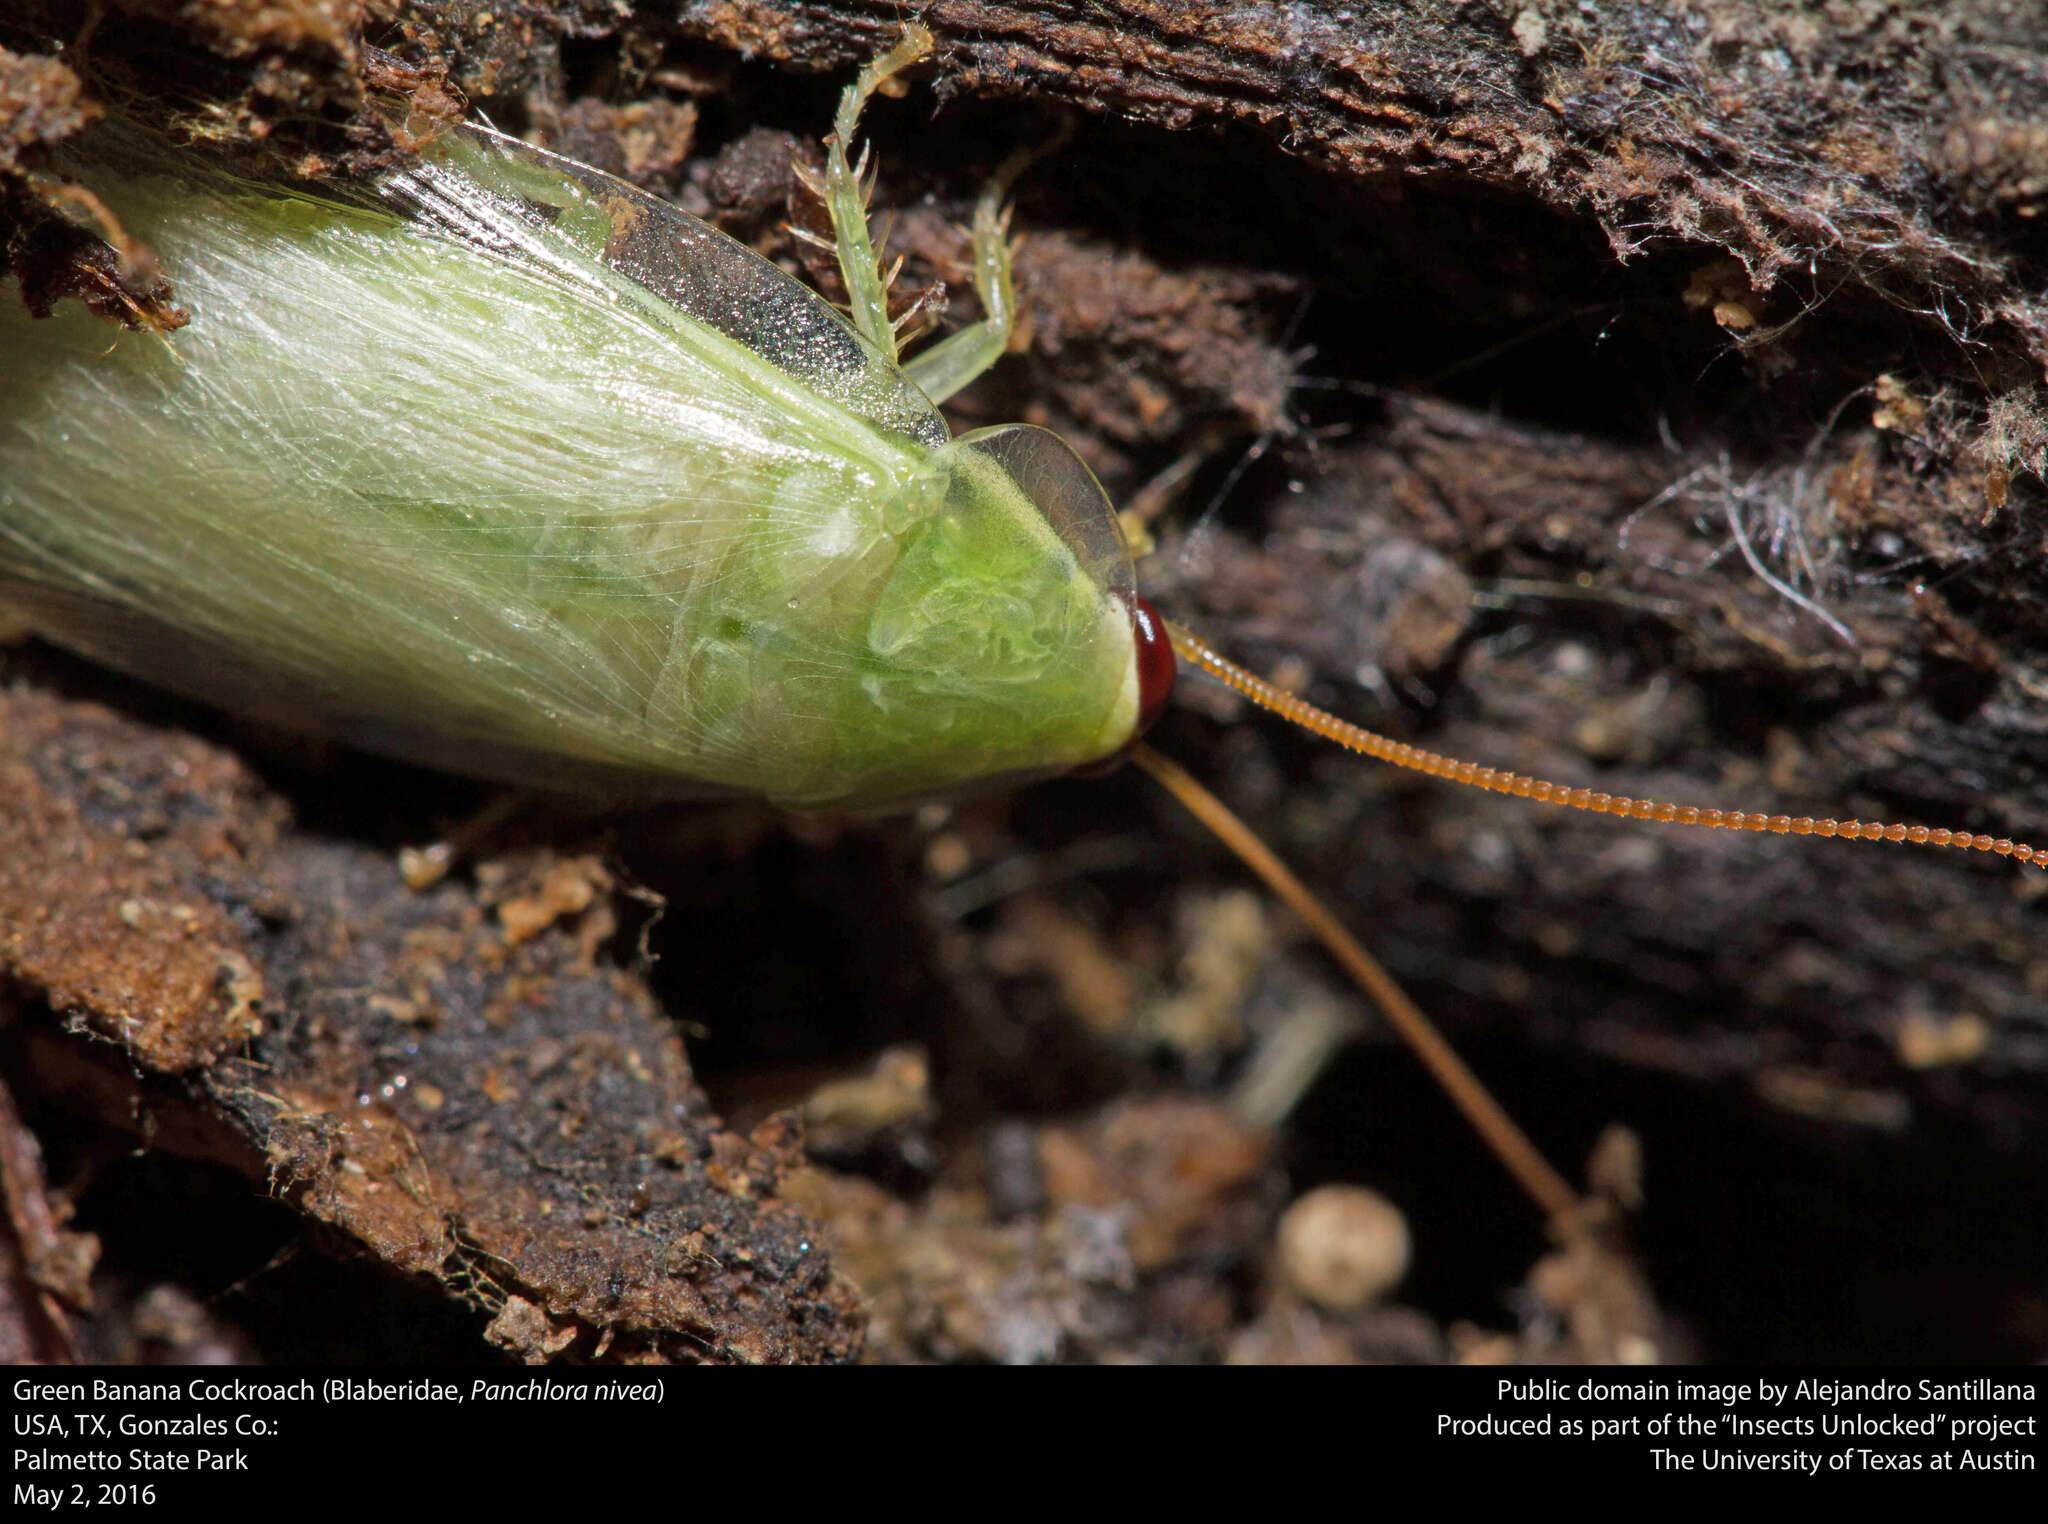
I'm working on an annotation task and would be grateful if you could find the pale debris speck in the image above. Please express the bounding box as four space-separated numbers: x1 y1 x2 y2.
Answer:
1276 1183 1409 1312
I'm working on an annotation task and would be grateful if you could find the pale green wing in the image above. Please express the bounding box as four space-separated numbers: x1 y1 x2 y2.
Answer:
0 124 937 794
379 124 949 451
1 121 1139 807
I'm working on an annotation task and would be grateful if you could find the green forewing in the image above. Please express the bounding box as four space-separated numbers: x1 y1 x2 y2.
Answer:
381 125 951 451
0 121 1140 807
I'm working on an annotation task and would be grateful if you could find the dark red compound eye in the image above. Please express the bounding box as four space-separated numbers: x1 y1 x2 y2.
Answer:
1068 594 1177 780
1129 594 1176 735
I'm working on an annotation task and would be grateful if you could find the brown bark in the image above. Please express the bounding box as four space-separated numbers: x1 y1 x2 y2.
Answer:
2 0 2045 1362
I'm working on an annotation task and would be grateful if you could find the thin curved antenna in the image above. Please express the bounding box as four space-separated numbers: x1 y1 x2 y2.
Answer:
1130 742 1587 1234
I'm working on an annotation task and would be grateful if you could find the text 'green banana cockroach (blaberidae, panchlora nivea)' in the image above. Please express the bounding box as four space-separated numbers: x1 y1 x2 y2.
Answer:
0 34 1176 812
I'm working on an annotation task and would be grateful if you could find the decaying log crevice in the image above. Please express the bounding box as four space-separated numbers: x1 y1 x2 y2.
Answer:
1 683 863 1362
2 1 2046 1362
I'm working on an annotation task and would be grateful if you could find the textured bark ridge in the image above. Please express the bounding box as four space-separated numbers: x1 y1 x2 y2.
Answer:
663 2 2048 372
2 2 2046 1362
1 685 862 1363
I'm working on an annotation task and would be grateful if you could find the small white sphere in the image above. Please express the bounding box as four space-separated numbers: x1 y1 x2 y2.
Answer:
1276 1184 1410 1311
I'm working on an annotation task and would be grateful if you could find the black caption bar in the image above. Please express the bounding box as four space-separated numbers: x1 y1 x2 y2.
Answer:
5 1366 2041 1494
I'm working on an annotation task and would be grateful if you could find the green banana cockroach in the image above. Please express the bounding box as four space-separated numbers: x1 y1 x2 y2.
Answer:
0 31 1173 812
3 29 1598 1231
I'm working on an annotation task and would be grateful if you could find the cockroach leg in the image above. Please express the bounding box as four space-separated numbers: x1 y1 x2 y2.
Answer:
902 125 1071 406
818 23 935 360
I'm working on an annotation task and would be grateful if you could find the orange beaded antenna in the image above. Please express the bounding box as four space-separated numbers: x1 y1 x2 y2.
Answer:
1165 621 2046 867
